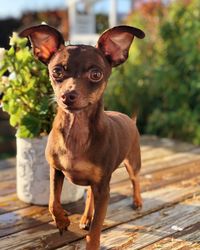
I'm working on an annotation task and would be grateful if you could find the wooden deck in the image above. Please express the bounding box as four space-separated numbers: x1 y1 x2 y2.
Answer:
0 136 200 250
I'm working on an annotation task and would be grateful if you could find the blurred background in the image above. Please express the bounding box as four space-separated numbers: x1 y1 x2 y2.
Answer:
0 0 199 159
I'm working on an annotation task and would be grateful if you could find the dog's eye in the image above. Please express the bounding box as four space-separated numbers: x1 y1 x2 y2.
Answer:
52 66 64 79
89 68 103 82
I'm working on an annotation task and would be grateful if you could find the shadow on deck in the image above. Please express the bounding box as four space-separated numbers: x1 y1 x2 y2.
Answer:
0 136 200 249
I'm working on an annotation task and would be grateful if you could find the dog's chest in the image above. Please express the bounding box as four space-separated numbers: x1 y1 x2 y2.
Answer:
46 127 103 184
57 152 102 185
47 111 103 185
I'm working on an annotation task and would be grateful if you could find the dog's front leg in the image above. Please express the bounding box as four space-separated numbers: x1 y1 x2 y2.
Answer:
86 183 110 250
49 167 70 235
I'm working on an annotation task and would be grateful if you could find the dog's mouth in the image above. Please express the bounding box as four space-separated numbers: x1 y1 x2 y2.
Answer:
59 102 92 113
66 105 89 112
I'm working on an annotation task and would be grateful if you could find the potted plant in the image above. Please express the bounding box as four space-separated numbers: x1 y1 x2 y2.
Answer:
0 33 84 205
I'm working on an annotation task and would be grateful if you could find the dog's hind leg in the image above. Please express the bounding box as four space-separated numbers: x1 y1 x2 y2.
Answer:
124 137 142 209
80 186 94 230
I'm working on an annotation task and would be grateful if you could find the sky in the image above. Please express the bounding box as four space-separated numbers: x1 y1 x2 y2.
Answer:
0 0 131 19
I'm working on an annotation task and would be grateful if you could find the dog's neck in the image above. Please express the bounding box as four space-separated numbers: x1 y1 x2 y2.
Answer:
56 99 105 156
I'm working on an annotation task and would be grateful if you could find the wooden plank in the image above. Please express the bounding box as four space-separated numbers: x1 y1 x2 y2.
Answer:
143 222 200 250
140 136 197 167
141 143 196 162
0 136 195 182
0 137 198 249
0 197 87 238
0 143 199 220
141 154 200 181
140 135 198 152
142 147 200 173
0 180 16 197
0 206 50 237
0 135 195 165
1 155 200 229
0 137 197 194
104 195 200 250
140 136 176 147
0 167 16 182
0 176 199 249
61 195 200 250
0 137 199 205
111 159 200 193
1 150 199 197
0 153 199 220
0 194 29 215
106 176 200 224
141 147 177 162
111 156 200 188
0 157 15 170
140 136 195 153
0 218 85 250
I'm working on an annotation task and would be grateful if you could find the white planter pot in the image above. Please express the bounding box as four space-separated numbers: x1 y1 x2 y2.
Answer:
16 136 85 205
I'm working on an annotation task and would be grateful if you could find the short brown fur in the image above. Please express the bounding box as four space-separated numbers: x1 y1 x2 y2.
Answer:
20 24 145 249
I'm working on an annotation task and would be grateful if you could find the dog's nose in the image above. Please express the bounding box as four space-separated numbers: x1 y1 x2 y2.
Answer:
61 91 78 105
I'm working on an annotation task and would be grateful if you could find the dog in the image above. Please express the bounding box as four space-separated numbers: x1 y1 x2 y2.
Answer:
20 24 145 249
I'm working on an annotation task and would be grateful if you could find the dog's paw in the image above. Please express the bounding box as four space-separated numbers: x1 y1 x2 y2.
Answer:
51 209 70 235
79 215 92 230
55 216 70 235
133 199 143 210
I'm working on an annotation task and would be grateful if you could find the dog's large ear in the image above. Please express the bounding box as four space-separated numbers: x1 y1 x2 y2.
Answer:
96 25 145 67
20 25 65 64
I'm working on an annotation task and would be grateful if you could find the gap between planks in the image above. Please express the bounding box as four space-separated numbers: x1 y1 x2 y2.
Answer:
0 175 200 250
0 138 198 249
58 194 200 250
1 139 200 197
0 136 197 183
1 157 200 236
142 222 200 250
1 157 200 216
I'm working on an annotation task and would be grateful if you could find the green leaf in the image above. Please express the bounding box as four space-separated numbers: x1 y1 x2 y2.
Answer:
10 114 19 127
16 48 31 64
0 32 53 138
7 47 15 56
18 114 41 138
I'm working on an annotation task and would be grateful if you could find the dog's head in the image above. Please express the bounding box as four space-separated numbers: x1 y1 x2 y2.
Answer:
20 25 145 112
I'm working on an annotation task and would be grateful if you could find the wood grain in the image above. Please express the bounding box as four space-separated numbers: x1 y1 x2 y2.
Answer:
0 176 199 249
59 195 200 250
0 136 200 250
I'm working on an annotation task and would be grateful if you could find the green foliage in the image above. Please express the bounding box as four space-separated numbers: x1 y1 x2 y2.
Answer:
105 0 200 144
0 33 55 138
146 0 200 143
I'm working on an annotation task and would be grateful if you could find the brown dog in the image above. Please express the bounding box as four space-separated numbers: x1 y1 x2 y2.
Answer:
20 24 145 249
